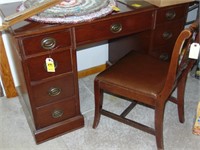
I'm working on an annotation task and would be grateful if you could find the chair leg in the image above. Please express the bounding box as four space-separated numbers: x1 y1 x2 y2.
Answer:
177 76 187 123
93 79 103 129
155 103 165 150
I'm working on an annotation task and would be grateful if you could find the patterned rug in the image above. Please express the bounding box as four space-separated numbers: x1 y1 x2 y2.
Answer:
18 0 116 24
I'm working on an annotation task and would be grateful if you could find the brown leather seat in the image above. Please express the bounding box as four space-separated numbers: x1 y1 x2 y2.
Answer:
93 20 199 150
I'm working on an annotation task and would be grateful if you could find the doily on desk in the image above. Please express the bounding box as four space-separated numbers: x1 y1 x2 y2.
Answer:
18 0 117 24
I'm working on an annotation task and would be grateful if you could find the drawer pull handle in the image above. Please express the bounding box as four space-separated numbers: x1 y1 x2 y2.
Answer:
52 109 64 118
48 87 61 96
41 37 56 50
110 23 122 33
162 32 173 40
165 10 176 20
159 53 169 61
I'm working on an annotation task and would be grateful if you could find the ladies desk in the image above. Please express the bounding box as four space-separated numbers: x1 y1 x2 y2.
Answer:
0 0 192 144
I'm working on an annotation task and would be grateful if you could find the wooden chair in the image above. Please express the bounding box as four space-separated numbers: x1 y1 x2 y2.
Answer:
93 20 199 150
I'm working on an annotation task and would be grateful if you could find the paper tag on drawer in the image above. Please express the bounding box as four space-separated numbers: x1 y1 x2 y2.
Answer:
45 58 55 72
189 43 200 59
110 5 120 12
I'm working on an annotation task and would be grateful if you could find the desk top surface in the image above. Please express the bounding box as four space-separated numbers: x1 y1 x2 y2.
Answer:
0 1 156 36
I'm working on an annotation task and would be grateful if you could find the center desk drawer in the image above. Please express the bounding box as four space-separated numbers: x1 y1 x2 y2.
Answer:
20 30 72 56
32 74 75 107
25 50 72 81
76 11 154 45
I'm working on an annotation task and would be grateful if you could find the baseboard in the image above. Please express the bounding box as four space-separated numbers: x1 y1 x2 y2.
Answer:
78 64 106 78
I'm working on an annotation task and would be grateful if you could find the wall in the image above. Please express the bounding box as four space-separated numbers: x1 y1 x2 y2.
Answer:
0 0 108 87
0 0 20 3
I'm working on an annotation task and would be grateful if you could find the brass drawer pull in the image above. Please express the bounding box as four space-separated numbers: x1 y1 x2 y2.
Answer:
165 10 176 20
159 53 169 61
48 87 61 96
162 31 173 40
41 37 56 50
52 109 64 118
110 23 122 33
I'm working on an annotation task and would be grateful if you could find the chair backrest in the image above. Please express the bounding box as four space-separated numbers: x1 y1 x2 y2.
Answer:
159 20 199 100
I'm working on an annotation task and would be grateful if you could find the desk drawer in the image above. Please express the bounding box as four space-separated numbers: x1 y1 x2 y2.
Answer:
35 98 77 129
32 74 75 107
20 30 72 56
149 44 174 60
155 4 188 25
76 11 154 45
26 50 72 81
151 19 184 47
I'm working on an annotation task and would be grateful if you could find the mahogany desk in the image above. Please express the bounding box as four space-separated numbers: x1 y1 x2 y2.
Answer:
0 1 191 144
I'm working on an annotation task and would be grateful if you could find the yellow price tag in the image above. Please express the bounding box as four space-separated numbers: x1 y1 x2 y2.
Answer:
45 58 55 72
111 6 120 12
131 3 142 8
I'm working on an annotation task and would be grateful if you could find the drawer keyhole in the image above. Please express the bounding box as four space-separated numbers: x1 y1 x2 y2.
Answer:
110 23 122 33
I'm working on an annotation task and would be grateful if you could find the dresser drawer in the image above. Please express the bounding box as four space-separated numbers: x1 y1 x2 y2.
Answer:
149 44 174 60
35 98 77 129
26 50 73 81
151 19 184 47
155 4 188 25
76 10 154 45
32 74 75 107
20 30 72 56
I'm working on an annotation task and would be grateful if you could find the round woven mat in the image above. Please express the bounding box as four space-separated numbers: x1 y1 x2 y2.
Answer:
18 0 116 24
